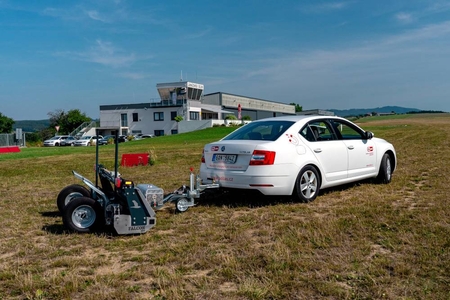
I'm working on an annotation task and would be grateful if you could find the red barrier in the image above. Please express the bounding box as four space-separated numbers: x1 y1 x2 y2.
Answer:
0 146 21 154
121 153 149 167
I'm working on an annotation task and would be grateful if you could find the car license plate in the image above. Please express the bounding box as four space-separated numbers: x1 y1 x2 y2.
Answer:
212 154 237 164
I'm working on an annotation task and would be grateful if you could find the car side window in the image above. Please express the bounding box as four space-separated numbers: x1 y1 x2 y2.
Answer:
300 121 336 142
330 120 365 140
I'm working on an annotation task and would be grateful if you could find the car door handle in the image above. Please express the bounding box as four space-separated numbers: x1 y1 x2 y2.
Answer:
314 148 322 153
347 146 354 150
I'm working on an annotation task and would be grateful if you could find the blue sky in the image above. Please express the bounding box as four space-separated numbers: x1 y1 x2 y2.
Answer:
1 0 450 120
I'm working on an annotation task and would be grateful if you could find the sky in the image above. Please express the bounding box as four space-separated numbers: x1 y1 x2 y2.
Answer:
1 0 450 120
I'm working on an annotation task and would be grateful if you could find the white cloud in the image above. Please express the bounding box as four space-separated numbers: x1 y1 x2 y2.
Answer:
55 40 137 68
86 10 109 23
184 26 213 39
117 72 147 80
395 12 413 24
300 1 352 13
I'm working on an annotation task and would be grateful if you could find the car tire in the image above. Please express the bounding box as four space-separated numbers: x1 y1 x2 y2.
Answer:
293 165 320 203
62 197 102 233
376 153 393 184
57 184 90 213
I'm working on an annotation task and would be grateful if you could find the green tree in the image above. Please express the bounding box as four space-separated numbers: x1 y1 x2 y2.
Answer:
48 109 91 135
289 103 303 112
0 112 14 133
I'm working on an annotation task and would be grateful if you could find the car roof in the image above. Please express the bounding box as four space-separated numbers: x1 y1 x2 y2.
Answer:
254 115 344 123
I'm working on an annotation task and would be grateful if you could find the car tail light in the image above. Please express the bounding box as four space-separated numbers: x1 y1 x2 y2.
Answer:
201 149 205 163
249 150 276 165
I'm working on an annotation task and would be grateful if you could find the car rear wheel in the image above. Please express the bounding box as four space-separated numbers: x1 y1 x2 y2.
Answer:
376 153 393 184
294 165 320 203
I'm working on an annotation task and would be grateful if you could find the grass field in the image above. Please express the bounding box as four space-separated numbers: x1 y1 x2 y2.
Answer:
0 114 449 299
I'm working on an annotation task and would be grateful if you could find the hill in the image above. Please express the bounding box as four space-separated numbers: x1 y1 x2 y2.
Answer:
327 106 422 117
13 119 50 132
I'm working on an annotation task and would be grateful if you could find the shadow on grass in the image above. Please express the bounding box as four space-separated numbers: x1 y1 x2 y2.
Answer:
40 211 61 217
40 211 117 237
197 179 376 209
198 189 295 209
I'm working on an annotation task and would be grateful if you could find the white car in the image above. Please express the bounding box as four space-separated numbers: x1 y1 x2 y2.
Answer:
200 115 396 202
74 135 102 146
43 135 70 147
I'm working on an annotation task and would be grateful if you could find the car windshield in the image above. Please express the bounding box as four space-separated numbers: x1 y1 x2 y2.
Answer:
49 137 60 140
80 136 91 140
223 120 295 141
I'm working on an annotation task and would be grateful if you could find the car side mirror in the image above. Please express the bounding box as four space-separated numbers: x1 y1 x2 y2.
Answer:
365 131 374 139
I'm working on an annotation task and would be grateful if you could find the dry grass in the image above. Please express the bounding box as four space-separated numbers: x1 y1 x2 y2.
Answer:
0 114 449 299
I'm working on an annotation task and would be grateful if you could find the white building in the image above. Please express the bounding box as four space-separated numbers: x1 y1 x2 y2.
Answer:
97 80 295 137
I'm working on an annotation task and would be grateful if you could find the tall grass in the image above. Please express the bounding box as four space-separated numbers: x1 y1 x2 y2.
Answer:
0 115 449 299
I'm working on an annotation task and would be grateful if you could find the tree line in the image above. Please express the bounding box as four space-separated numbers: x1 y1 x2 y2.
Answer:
0 109 92 143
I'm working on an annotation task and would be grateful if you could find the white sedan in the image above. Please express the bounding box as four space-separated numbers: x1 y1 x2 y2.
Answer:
73 135 102 146
200 115 396 202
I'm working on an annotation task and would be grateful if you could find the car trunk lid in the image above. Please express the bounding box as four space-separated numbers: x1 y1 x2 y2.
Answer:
203 140 273 171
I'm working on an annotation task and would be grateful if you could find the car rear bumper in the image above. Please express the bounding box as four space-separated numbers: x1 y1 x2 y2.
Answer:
199 164 298 196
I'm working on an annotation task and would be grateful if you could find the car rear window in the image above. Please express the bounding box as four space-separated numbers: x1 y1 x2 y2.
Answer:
223 120 295 141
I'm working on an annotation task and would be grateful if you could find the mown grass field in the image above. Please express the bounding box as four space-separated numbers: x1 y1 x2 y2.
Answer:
0 114 449 299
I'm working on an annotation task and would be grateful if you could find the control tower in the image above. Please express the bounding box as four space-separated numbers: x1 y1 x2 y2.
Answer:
156 81 204 104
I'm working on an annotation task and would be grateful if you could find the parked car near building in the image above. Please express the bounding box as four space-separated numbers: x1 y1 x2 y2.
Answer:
43 135 70 147
74 135 102 146
119 135 128 142
200 115 396 203
98 135 127 145
133 133 155 140
60 136 77 146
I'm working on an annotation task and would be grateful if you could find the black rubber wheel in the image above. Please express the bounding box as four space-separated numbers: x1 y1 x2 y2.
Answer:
376 153 393 184
175 198 190 213
293 165 320 203
57 184 90 213
62 197 102 233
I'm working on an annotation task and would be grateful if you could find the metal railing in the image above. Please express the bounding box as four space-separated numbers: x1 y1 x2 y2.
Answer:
70 121 97 138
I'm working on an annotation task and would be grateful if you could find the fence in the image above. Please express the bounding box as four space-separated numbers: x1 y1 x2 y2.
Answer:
0 133 26 147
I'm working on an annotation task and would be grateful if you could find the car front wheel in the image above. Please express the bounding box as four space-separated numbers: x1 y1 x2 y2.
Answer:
294 165 320 203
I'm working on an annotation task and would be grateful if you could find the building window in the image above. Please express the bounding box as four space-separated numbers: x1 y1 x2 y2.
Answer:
171 129 178 135
154 130 164 136
190 112 199 120
171 111 177 120
121 113 128 127
154 112 164 121
133 113 138 122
